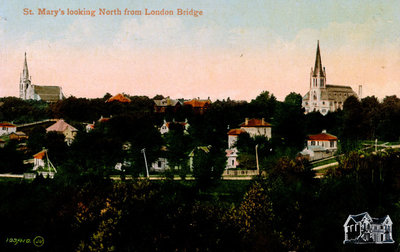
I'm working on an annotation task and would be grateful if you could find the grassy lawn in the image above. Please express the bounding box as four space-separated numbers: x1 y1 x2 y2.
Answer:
386 141 400 146
311 158 338 168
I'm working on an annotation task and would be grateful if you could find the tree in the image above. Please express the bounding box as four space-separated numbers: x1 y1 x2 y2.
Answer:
342 96 363 151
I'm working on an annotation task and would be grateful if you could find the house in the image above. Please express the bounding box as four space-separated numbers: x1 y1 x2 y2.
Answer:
226 149 239 169
184 98 211 114
46 119 78 145
106 93 131 103
344 212 394 244
0 122 17 136
9 131 29 141
227 128 245 149
151 157 170 172
224 118 271 170
302 41 357 115
85 123 95 133
159 119 189 135
33 149 57 178
154 97 182 113
98 115 111 123
300 130 337 161
239 118 272 139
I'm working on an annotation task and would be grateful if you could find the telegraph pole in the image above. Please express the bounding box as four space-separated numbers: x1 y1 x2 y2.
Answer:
141 148 149 178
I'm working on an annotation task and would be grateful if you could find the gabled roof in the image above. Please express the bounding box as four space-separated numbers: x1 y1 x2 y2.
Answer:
184 99 211 108
33 85 63 102
0 122 16 127
33 149 47 160
372 216 392 225
154 97 181 107
307 132 337 141
106 93 131 103
344 212 372 227
227 129 245 135
46 119 77 133
240 118 271 127
188 145 212 157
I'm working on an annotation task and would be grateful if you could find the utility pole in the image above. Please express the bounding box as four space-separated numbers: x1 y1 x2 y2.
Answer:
141 148 149 178
255 144 260 175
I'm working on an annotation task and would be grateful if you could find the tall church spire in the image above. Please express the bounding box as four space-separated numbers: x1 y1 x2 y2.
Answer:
23 52 29 80
313 41 325 77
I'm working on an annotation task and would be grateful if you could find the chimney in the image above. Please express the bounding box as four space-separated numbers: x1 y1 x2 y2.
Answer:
261 118 265 125
358 85 362 99
245 118 248 125
322 129 327 134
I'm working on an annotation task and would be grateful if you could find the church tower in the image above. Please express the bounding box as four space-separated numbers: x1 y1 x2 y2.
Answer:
302 41 357 115
19 52 31 99
309 41 326 104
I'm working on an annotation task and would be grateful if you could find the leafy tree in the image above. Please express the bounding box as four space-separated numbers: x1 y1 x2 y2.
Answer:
0 141 25 173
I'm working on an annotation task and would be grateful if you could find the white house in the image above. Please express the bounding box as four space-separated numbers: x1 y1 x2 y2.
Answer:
160 119 189 135
344 212 394 244
0 122 17 136
151 157 170 171
239 118 272 139
299 130 338 161
33 149 57 178
46 119 78 145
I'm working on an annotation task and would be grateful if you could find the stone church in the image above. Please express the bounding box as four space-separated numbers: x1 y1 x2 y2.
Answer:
19 53 64 102
302 42 357 115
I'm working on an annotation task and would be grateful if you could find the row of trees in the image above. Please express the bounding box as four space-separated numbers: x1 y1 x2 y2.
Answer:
4 92 400 177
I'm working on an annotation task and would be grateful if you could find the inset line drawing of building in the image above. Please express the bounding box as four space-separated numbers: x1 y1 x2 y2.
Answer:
343 212 394 244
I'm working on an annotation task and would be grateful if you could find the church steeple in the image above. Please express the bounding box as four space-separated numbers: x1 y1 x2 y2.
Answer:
22 52 29 81
313 41 325 77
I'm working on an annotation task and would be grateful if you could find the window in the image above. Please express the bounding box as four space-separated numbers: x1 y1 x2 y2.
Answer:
311 141 315 146
322 101 325 105
231 160 234 166
158 161 162 168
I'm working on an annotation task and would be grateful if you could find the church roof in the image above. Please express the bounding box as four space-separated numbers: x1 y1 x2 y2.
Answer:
33 85 63 102
304 85 357 102
313 41 325 77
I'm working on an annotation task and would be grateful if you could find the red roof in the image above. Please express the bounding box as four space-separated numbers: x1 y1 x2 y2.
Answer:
307 133 337 141
0 122 16 127
184 99 210 108
227 129 245 135
240 118 271 127
106 93 131 103
33 150 46 160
